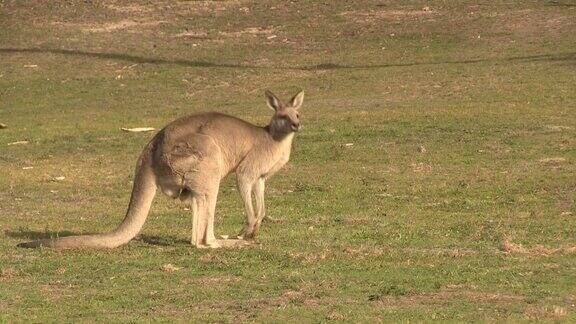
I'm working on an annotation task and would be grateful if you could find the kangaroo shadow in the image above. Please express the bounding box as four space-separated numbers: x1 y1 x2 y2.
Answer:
5 228 81 240
5 229 190 247
134 234 189 246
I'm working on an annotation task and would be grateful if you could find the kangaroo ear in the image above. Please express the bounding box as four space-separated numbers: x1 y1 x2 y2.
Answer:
265 90 281 111
289 91 305 110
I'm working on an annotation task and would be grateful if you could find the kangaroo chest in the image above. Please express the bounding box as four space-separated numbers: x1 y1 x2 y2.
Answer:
238 133 294 180
264 141 292 179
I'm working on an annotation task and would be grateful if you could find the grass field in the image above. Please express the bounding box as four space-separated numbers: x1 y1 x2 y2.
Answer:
1 0 575 321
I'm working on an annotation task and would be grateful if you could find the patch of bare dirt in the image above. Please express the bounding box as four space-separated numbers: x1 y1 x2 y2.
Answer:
46 0 246 35
105 3 154 13
405 247 477 257
52 19 168 33
544 125 573 132
491 9 576 39
219 27 275 38
343 245 388 258
281 289 303 300
104 0 243 15
411 162 433 173
195 275 240 285
524 305 568 320
501 235 576 256
340 7 438 23
538 157 567 165
0 267 18 281
343 245 477 259
160 263 181 272
172 30 210 39
373 286 524 306
174 0 244 13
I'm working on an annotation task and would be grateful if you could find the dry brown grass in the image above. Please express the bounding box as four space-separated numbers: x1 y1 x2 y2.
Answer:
373 286 524 307
0 267 19 281
501 235 576 256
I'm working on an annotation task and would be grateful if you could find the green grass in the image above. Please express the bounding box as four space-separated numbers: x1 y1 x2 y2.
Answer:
1 0 575 321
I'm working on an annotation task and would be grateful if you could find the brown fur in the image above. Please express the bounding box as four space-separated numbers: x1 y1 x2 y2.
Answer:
19 90 304 249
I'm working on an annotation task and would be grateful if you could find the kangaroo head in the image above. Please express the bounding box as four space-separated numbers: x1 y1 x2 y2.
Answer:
265 90 304 136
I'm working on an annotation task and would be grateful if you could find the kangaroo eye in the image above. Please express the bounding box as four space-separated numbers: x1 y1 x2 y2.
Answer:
296 113 300 118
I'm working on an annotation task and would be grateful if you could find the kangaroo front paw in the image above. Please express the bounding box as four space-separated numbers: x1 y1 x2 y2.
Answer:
244 228 259 240
237 226 258 240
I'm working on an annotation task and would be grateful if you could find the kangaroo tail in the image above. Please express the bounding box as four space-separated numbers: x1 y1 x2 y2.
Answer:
18 141 158 249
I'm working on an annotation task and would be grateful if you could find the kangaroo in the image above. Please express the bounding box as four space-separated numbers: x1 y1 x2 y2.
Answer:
18 90 304 249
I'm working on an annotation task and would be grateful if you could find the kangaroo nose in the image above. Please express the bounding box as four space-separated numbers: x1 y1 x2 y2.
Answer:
291 123 300 131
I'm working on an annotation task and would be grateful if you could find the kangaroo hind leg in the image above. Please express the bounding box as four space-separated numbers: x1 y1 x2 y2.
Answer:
189 187 220 248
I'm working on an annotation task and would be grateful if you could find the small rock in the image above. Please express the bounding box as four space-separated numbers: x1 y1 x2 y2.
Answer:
22 166 33 170
0 123 7 129
220 235 229 240
344 143 354 147
53 176 66 181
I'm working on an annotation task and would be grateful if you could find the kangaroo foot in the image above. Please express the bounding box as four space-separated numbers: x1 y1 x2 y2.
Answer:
192 237 220 249
204 239 221 248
